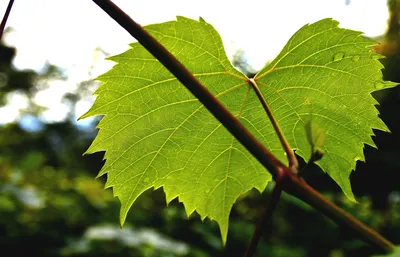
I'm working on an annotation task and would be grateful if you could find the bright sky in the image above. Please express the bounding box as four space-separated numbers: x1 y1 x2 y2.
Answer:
0 0 390 125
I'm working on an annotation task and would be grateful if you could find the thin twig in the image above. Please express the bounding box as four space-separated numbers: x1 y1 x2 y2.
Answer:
248 78 298 169
91 0 285 179
0 0 14 40
244 168 285 257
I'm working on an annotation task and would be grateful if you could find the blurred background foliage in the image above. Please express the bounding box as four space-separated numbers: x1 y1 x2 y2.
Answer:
1 1 400 256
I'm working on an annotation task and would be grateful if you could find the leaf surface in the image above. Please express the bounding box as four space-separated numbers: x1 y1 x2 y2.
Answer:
305 117 326 162
81 17 395 242
253 18 396 201
81 16 272 243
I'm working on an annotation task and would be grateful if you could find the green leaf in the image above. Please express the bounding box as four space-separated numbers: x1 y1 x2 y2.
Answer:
81 17 395 242
253 18 396 201
81 16 271 243
305 116 326 162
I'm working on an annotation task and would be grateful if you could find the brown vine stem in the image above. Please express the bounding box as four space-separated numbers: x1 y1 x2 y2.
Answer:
244 168 285 257
91 0 395 254
248 78 298 169
0 0 14 40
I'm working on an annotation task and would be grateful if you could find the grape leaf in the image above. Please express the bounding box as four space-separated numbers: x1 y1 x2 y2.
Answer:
81 16 272 243
253 18 396 201
305 116 326 162
81 17 395 242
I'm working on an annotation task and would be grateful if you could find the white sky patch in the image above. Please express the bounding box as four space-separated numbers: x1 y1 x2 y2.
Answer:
0 0 390 124
0 91 29 123
32 79 78 122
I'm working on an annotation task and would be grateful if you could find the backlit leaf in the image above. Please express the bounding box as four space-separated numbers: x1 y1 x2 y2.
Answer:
305 117 326 162
81 17 395 242
253 18 396 201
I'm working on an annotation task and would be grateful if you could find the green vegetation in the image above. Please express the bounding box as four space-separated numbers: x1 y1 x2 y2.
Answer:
1 0 400 256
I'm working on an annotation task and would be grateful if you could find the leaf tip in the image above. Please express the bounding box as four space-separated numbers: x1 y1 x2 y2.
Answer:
77 110 94 121
119 202 129 228
342 182 357 203
220 225 228 246
375 81 398 91
95 172 104 180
